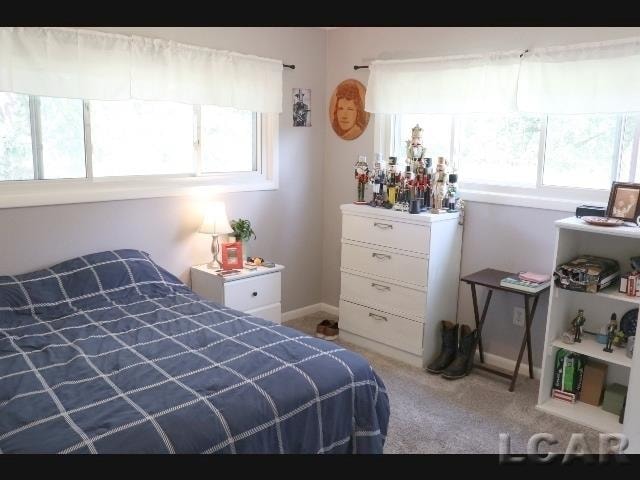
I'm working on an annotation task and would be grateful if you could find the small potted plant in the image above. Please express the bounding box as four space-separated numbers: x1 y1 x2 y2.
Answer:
230 218 256 260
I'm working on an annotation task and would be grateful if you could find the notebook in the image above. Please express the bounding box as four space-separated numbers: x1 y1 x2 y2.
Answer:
500 276 550 293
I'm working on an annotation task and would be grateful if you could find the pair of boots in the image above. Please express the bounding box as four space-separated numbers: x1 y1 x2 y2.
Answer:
426 321 479 379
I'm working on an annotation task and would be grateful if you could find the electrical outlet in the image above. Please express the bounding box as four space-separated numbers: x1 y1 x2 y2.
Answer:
513 307 525 327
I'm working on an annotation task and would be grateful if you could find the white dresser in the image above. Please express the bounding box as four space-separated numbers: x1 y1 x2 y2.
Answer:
339 204 462 368
190 264 284 324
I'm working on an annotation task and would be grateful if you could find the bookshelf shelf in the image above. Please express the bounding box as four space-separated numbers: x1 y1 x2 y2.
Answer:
550 334 632 368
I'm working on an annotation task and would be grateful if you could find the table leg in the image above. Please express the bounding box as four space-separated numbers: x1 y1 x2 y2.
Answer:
509 294 539 392
525 295 539 379
470 284 486 363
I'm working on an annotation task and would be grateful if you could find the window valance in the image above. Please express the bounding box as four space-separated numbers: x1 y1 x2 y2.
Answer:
365 36 640 115
366 51 522 114
517 37 640 114
0 27 283 113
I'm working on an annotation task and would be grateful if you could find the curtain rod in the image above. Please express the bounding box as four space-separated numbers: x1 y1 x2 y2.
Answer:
284 64 295 69
354 50 529 69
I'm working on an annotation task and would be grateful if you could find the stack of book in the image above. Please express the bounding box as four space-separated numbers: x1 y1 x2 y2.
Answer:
500 271 551 293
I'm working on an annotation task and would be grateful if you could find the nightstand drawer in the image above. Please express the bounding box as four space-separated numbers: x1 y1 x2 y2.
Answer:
342 214 430 254
224 272 281 312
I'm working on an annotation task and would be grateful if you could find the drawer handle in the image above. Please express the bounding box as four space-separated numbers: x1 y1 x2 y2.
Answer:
369 312 388 322
373 222 393 230
371 283 391 292
252 291 258 297
371 253 391 260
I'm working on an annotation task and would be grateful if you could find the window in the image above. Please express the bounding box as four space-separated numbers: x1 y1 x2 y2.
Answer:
40 97 86 180
454 114 542 187
543 114 621 190
0 92 33 181
0 92 274 207
201 106 256 173
90 100 194 177
391 111 640 206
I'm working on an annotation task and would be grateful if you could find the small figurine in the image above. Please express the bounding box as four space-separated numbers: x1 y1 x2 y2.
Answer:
406 124 426 167
613 330 626 348
368 155 385 207
396 166 412 212
423 157 432 210
604 313 618 353
431 156 448 213
571 309 586 343
353 155 370 204
447 173 458 212
384 157 400 208
413 158 428 212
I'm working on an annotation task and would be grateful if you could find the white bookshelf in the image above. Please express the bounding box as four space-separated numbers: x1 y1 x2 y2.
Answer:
537 217 640 452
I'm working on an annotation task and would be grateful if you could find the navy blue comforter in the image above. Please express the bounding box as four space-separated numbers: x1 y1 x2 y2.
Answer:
0 250 389 453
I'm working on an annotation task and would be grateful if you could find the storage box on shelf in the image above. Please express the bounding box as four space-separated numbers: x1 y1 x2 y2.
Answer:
338 204 462 368
537 217 640 452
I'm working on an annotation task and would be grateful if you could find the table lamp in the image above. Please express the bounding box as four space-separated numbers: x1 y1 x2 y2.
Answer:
199 202 233 269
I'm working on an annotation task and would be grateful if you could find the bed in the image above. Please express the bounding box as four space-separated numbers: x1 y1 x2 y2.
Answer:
0 249 389 453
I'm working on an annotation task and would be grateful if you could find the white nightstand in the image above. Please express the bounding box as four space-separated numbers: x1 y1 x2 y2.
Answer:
190 263 284 324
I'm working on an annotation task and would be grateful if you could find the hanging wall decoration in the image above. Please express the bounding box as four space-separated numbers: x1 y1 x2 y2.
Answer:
329 79 370 140
292 88 311 127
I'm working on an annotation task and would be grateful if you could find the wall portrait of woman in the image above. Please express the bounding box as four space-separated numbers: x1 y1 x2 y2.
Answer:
329 79 370 141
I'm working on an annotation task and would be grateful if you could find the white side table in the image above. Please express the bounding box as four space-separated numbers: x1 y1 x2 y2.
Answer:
190 263 284 324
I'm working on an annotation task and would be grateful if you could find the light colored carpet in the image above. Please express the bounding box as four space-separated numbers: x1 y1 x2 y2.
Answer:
284 312 601 454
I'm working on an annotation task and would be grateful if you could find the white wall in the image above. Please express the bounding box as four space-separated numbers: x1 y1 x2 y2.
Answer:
0 27 327 313
323 27 640 366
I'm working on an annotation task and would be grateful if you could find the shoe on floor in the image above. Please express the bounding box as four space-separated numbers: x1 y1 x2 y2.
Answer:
426 320 458 374
442 325 479 380
315 319 333 338
323 321 339 341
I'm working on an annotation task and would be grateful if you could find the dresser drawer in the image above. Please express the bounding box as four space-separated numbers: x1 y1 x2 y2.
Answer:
339 300 423 355
340 271 425 320
341 243 427 287
224 272 281 312
342 214 430 254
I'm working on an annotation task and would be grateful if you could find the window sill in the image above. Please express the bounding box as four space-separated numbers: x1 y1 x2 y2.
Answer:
459 188 607 213
0 175 278 209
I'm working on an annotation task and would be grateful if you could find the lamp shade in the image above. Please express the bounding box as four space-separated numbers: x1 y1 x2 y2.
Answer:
199 202 233 235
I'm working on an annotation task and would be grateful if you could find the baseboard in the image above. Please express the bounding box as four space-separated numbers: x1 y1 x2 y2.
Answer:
281 302 339 323
475 351 542 380
281 303 323 323
318 302 339 317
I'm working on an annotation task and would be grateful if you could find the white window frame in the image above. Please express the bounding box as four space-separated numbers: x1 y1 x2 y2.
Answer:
0 98 278 209
380 113 639 213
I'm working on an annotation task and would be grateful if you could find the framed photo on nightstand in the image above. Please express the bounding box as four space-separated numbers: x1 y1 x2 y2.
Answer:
221 241 243 270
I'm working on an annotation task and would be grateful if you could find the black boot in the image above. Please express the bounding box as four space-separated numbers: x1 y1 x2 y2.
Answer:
442 325 478 380
426 321 458 374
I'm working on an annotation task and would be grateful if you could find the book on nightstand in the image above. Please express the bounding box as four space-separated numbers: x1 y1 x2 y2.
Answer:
500 276 550 293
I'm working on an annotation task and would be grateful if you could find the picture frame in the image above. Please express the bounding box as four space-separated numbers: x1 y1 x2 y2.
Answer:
606 182 640 223
329 79 370 141
220 241 244 270
292 88 311 127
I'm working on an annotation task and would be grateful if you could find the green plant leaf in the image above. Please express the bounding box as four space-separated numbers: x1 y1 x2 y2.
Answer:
230 218 256 242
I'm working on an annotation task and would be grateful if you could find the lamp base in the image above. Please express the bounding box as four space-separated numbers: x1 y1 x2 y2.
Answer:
206 260 221 270
208 234 222 270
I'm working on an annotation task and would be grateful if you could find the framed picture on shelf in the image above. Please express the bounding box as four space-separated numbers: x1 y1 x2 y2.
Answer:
606 182 640 223
221 241 243 271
